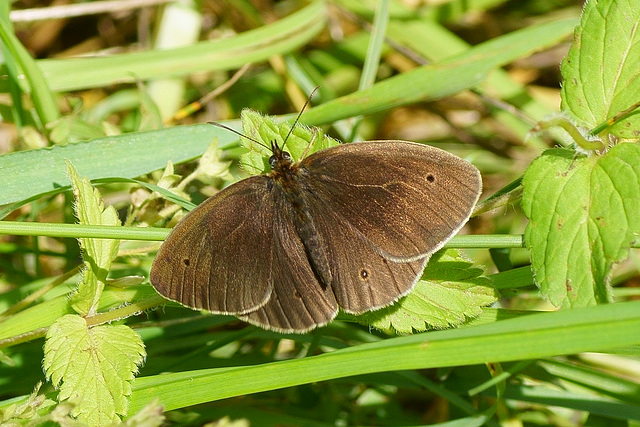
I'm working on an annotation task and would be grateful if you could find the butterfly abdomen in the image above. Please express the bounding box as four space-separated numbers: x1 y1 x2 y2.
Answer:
271 155 334 289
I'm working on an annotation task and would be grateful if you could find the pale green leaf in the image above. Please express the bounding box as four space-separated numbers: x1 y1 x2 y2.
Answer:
120 400 164 427
0 382 59 425
357 250 497 333
195 139 233 183
66 162 121 315
43 315 146 426
522 143 640 307
239 109 339 174
561 0 640 139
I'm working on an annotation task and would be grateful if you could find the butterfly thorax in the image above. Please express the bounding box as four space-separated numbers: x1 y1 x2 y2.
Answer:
269 142 333 289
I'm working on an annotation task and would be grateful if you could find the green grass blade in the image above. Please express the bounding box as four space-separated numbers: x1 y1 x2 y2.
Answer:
300 17 577 126
0 124 236 207
13 2 326 93
0 8 59 125
127 301 640 412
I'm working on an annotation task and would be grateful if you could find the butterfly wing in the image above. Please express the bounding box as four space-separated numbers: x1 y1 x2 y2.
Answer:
297 140 481 312
240 192 339 333
303 198 428 313
150 176 277 315
151 175 339 332
299 140 481 261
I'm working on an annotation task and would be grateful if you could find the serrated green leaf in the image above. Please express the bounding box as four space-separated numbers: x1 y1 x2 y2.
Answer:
66 162 121 315
522 143 640 307
43 315 146 426
357 250 497 333
239 109 339 174
561 0 640 139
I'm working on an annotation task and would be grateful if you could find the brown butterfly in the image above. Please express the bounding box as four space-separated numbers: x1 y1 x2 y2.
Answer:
150 114 481 333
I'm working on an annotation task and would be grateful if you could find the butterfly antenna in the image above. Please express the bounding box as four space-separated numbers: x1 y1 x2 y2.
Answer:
208 122 271 151
281 86 320 149
209 86 319 152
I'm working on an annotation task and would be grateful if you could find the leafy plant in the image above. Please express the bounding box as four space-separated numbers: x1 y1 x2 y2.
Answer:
523 1 640 308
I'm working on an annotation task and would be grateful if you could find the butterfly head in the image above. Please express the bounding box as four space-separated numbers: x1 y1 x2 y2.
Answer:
210 87 322 175
269 140 294 172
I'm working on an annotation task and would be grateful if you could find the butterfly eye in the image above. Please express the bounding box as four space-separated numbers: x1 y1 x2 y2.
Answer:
270 151 292 170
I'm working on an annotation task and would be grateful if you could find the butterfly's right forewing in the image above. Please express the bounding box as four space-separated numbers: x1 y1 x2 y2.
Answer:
150 177 275 315
299 141 481 261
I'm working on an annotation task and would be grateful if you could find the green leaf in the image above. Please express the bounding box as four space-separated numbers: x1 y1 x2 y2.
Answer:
560 0 640 139
239 109 339 174
66 162 121 315
43 315 146 426
522 143 640 307
356 250 497 333
120 400 165 427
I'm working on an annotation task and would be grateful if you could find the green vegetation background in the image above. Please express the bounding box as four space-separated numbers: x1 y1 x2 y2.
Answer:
1 0 639 426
